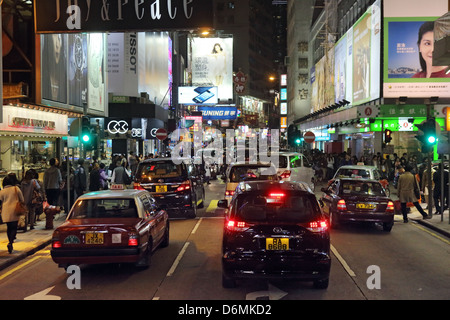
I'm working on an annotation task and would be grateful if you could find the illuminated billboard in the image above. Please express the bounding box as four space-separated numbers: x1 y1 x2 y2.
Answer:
178 86 219 105
383 0 450 98
190 37 233 101
312 0 381 111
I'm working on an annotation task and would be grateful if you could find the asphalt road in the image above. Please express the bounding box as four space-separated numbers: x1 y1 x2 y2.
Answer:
0 179 449 302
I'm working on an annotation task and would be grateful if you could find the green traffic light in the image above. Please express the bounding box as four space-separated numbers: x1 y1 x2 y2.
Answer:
427 136 436 144
295 139 301 144
82 134 90 143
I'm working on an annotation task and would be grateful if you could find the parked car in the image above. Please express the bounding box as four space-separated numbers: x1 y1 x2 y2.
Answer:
219 180 331 289
223 162 278 205
278 152 315 191
329 165 390 196
320 178 394 232
51 189 169 269
133 158 205 218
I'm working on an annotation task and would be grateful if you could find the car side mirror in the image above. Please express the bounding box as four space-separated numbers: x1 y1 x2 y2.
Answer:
217 199 228 208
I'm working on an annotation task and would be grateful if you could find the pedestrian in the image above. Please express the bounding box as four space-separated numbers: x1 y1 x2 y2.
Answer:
0 174 25 253
433 163 449 214
397 165 429 222
99 163 109 190
205 164 211 185
89 162 101 191
128 151 138 178
61 162 75 213
111 160 131 185
43 158 62 206
421 164 435 210
74 158 87 198
20 170 41 230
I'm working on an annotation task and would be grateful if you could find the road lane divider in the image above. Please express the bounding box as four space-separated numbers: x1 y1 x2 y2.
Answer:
331 244 356 277
166 242 190 277
191 218 203 235
206 200 218 213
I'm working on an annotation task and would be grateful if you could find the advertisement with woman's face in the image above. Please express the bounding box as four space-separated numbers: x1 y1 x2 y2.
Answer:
383 0 450 98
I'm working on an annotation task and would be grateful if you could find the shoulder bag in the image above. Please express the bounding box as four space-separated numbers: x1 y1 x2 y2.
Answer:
14 186 29 216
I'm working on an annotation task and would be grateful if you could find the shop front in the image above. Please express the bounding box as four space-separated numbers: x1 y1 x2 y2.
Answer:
0 104 68 180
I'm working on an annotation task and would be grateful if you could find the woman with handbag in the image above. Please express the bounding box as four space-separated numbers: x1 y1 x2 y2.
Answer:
0 174 26 253
397 165 429 223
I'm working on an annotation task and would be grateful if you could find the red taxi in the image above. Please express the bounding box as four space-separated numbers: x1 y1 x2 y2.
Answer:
320 178 394 232
51 189 169 269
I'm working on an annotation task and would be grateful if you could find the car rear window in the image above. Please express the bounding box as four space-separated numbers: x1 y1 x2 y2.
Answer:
70 199 138 219
233 192 320 223
341 181 386 197
229 166 278 183
137 161 183 178
336 168 370 179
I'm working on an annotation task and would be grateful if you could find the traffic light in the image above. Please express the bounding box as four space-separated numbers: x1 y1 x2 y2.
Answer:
415 118 437 153
384 129 392 143
81 116 95 150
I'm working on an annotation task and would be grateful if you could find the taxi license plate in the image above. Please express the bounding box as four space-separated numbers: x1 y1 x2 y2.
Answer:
266 238 289 250
356 203 376 209
85 232 104 245
156 185 167 193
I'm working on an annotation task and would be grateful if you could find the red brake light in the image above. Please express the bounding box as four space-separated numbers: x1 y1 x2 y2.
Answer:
128 235 139 246
306 220 328 233
386 201 394 213
280 170 291 179
52 240 62 249
269 192 285 198
226 220 250 232
225 190 235 196
176 180 191 192
133 183 145 190
337 199 347 211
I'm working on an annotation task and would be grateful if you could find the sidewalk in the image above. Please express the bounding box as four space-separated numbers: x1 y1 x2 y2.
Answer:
0 212 67 272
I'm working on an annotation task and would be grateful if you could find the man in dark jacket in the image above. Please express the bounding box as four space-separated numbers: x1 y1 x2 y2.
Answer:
74 158 87 198
43 158 62 206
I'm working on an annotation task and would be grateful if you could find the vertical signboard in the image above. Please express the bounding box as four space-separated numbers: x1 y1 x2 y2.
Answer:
88 33 107 112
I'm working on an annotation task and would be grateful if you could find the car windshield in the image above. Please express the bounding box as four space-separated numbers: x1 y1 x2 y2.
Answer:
336 168 370 179
229 166 278 183
137 161 183 179
70 198 138 219
340 181 385 197
233 192 320 223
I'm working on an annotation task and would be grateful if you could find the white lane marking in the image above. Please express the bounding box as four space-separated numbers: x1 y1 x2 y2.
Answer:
191 218 203 234
166 242 190 277
331 244 356 277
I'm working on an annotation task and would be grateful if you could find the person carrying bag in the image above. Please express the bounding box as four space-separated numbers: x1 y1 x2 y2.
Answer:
0 174 26 253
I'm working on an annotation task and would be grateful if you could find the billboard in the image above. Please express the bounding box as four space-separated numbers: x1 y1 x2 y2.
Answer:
41 33 107 114
190 37 233 101
383 0 450 98
178 86 219 105
312 0 381 111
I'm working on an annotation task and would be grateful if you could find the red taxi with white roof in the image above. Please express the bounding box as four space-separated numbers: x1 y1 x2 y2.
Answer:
51 188 169 269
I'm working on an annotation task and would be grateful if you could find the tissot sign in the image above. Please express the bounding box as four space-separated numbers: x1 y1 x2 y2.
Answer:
35 0 213 33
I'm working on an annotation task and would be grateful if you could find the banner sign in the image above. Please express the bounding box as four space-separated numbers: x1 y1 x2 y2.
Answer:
35 0 214 33
197 107 237 120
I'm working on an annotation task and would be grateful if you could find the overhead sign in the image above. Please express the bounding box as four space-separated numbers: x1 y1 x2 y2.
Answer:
197 107 237 120
35 0 214 33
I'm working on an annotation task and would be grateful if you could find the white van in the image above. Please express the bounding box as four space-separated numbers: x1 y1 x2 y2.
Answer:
277 152 315 191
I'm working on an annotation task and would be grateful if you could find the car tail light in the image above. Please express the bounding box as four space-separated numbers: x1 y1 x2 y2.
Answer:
176 180 191 192
280 170 291 179
269 192 285 198
225 190 234 197
386 201 394 213
51 231 61 248
226 220 250 232
337 199 347 211
306 220 329 233
133 183 145 190
128 234 139 246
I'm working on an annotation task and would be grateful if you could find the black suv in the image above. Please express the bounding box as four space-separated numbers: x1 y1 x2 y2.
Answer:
134 158 205 218
219 181 331 289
